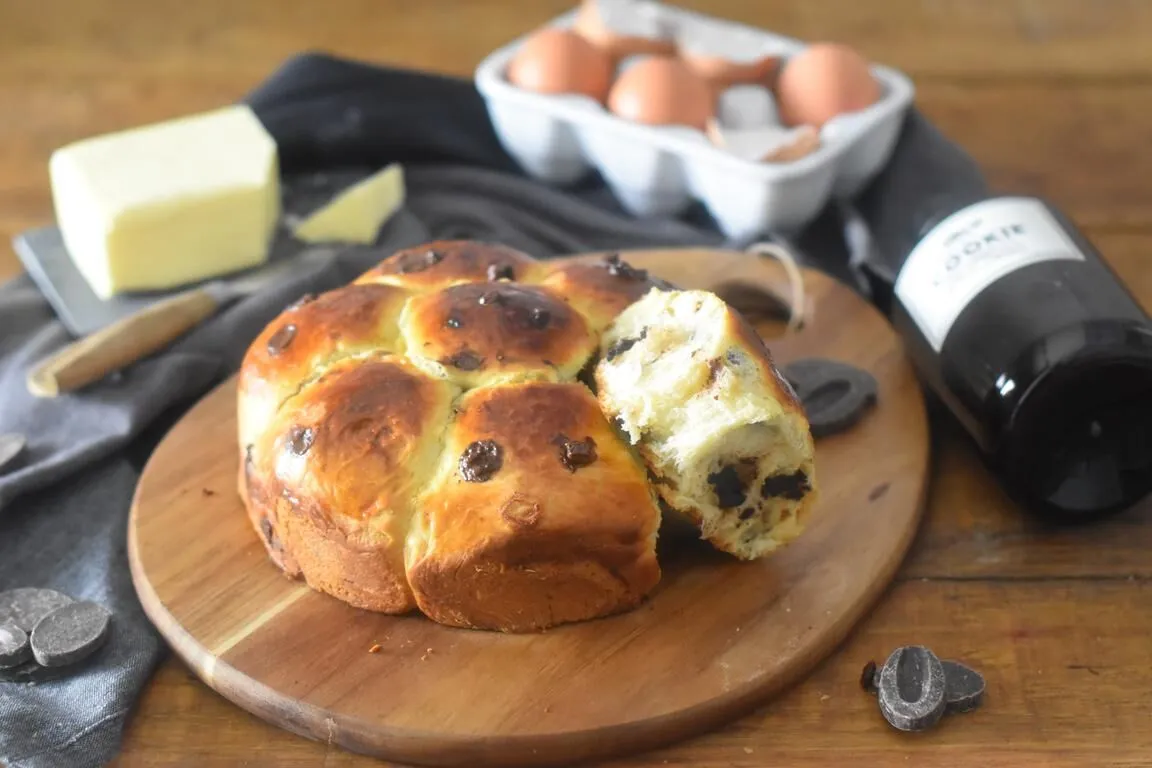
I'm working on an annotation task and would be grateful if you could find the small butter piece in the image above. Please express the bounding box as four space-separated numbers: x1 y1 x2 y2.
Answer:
291 164 405 245
49 105 280 298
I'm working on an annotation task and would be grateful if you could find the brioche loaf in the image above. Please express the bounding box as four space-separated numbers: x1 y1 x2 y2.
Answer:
237 242 816 632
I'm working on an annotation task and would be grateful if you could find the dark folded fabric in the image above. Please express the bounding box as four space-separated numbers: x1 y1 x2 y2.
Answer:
0 51 985 768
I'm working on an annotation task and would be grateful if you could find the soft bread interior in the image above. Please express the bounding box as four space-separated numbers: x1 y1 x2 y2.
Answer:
597 288 816 560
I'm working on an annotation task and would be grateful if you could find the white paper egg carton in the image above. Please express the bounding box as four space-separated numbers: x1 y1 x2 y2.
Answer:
474 2 915 240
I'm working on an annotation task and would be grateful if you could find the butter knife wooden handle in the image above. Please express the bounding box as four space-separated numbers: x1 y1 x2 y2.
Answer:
26 288 221 398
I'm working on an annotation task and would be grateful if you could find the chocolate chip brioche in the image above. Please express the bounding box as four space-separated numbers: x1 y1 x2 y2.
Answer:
595 288 817 560
237 242 815 632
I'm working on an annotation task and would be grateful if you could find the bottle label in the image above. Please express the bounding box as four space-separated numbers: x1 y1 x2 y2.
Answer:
894 197 1087 351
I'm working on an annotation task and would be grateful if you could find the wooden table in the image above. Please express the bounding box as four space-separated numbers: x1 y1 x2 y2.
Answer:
3 1 1151 765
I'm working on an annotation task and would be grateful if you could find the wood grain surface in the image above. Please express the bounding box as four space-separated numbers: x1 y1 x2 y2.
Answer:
127 249 928 767
3 1 1152 766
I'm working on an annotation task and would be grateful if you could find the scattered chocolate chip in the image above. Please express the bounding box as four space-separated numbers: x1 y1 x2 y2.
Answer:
487 263 515 282
459 440 503 483
0 588 75 633
781 358 878 439
30 601 111 668
445 313 464 330
877 645 947 732
860 660 878 694
0 623 31 669
554 435 598 472
398 248 444 273
603 252 648 281
760 470 811 501
446 350 484 371
287 426 315 456
606 328 648 361
500 493 541 529
478 290 506 306
528 306 551 329
708 464 751 509
942 660 986 714
265 324 297 356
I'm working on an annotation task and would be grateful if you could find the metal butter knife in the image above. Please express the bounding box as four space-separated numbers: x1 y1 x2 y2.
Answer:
25 250 332 398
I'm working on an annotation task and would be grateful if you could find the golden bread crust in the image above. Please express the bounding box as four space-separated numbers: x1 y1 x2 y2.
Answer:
400 282 596 387
251 354 458 612
355 240 544 291
539 253 671 332
237 283 409 451
407 382 660 632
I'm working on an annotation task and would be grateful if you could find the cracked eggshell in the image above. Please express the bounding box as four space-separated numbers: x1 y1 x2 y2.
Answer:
574 0 676 60
677 21 781 88
706 120 821 164
506 27 616 103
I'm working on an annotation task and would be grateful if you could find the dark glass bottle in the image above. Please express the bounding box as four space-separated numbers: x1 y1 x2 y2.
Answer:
856 113 1152 521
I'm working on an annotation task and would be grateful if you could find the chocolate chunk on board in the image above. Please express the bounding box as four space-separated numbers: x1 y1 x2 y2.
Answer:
0 623 31 669
30 601 112 668
0 588 75 632
781 358 878 438
942 660 986 714
876 645 947 732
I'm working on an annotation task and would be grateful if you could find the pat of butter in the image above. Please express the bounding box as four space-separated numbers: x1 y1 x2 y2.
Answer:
291 164 405 245
49 105 280 298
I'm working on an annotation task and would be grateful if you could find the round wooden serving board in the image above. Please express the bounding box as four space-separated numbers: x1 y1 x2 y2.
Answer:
129 248 929 767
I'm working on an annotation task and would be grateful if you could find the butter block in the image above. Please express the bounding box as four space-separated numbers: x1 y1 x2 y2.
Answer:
49 105 280 298
291 164 405 245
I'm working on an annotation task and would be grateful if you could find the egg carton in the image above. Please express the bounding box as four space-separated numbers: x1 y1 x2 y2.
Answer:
473 3 915 240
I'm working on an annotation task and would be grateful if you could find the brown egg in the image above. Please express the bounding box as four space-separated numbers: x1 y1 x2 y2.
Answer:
775 42 881 127
574 0 675 61
506 27 615 102
607 55 715 130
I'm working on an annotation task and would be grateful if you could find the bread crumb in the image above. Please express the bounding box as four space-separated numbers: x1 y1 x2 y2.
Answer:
421 647 434 661
819 693 830 702
744 747 754 754
368 643 382 654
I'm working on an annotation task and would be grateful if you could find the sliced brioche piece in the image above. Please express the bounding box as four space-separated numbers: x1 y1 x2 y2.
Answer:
406 381 661 632
595 288 816 559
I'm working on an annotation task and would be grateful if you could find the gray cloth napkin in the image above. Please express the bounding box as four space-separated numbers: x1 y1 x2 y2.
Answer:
0 163 793 768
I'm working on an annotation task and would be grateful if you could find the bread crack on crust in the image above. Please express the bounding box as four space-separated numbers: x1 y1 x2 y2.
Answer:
595 288 817 560
237 242 816 631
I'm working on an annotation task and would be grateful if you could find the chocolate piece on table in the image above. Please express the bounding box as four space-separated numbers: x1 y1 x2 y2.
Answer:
942 659 986 714
30 600 112 668
876 645 947 732
781 357 878 438
0 623 32 669
0 588 75 632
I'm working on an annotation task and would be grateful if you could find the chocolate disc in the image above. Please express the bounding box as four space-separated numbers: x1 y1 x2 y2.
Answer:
942 660 986 714
0 588 75 632
781 358 878 438
30 601 111 668
0 433 27 473
0 623 31 669
877 645 947 732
